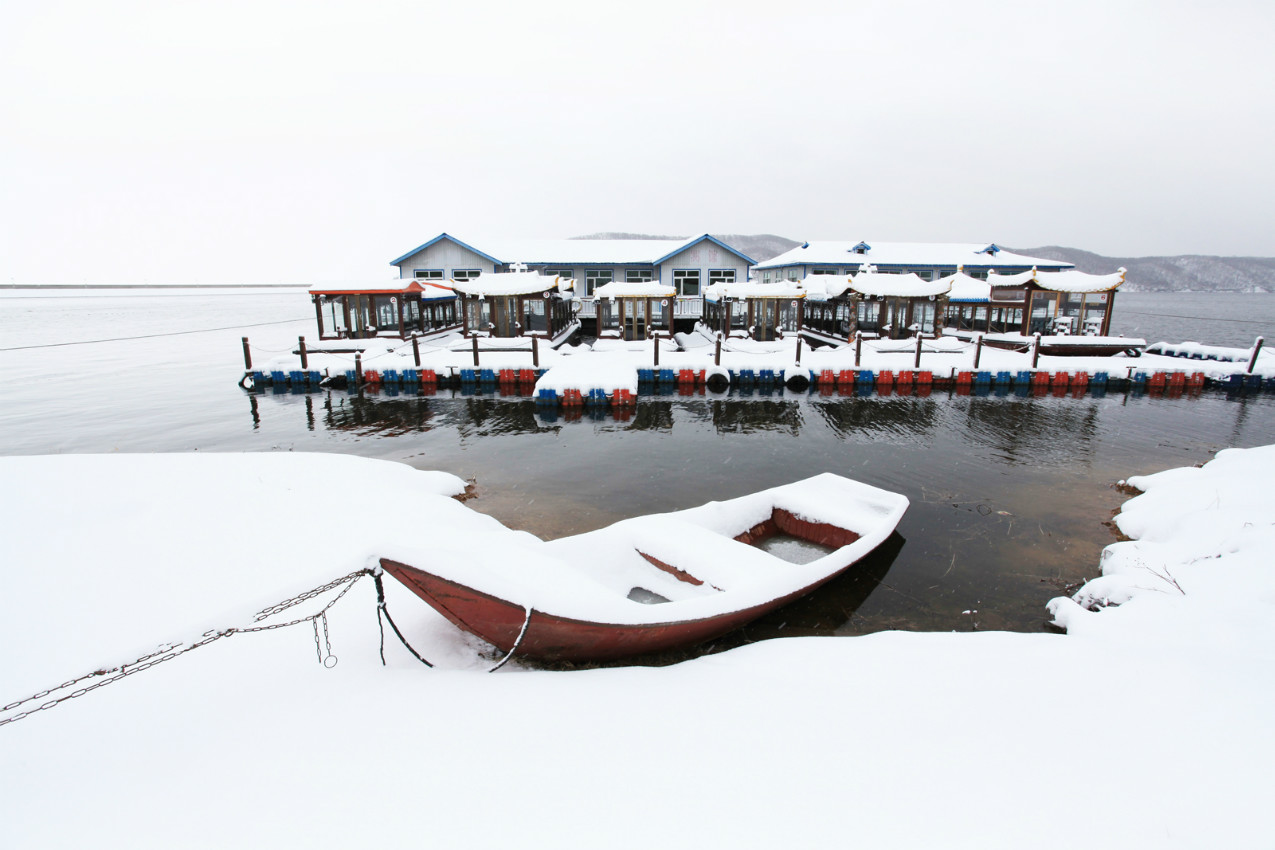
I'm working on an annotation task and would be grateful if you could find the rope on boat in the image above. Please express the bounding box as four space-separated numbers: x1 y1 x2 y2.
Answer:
373 571 434 668
487 607 534 673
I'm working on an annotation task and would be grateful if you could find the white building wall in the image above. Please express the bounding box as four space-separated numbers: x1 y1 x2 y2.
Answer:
657 241 750 288
395 241 498 279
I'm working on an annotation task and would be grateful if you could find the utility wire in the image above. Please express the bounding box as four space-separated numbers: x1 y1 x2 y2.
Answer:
1119 310 1272 326
0 317 310 352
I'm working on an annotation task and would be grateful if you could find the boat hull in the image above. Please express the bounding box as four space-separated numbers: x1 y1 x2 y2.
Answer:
981 337 1145 357
380 508 875 663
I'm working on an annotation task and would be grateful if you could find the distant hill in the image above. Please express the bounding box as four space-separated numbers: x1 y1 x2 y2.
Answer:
1011 246 1275 293
572 233 800 264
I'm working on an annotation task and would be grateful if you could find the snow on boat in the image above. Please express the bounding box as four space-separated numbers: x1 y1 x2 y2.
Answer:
380 474 908 662
980 333 1147 357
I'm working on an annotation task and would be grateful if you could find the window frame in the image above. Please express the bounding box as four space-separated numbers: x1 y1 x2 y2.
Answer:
672 269 701 298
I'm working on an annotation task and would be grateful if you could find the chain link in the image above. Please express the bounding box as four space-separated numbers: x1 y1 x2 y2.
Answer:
0 569 375 728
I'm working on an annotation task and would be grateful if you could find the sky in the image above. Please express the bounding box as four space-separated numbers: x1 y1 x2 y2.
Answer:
2 0 1273 285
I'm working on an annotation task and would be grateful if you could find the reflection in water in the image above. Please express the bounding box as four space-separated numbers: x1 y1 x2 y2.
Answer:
811 396 939 441
451 398 557 438
953 397 1103 467
321 394 438 436
710 398 803 435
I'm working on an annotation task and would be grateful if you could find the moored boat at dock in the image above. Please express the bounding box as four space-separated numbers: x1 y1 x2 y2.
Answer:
380 473 908 663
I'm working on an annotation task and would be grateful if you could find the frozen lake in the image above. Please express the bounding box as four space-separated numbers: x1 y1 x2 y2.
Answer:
2 287 1273 647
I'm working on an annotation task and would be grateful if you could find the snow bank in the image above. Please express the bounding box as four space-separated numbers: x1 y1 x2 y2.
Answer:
1049 445 1275 647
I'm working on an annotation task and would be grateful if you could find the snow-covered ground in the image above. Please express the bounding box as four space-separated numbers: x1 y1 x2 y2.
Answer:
2 449 1272 848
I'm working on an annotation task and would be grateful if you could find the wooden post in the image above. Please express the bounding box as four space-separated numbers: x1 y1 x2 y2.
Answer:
914 334 923 369
532 335 540 369
1031 333 1042 369
973 334 983 370
854 331 862 368
714 334 722 367
412 334 421 368
795 337 802 367
298 336 308 370
1248 336 1265 374
472 336 480 367
241 337 252 370
355 352 363 384
654 334 660 367
313 297 325 339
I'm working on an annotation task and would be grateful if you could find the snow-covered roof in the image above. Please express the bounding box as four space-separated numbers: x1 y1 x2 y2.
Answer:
450 272 569 298
985 269 1037 288
798 275 855 302
592 280 676 299
943 272 992 303
1034 268 1127 293
704 281 806 302
392 233 755 267
986 267 1127 293
308 280 455 297
850 269 951 298
754 241 1074 271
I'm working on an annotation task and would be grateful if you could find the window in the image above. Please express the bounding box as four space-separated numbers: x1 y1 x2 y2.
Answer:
626 269 653 283
673 269 700 297
544 268 573 279
452 269 481 280
812 267 838 275
787 269 801 281
762 271 773 283
585 269 612 296
708 269 735 286
414 269 444 280
913 270 934 282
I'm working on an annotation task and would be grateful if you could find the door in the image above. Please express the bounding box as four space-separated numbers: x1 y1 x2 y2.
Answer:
753 300 778 341
623 299 647 340
492 297 517 337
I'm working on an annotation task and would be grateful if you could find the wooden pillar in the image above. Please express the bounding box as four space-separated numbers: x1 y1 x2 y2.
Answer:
396 297 405 338
342 298 353 339
714 334 722 367
313 297 325 339
298 336 308 370
533 335 540 369
1031 333 1042 369
412 334 421 368
241 337 252 370
854 331 862 368
973 334 983 370
1248 337 1265 375
1102 290 1116 337
355 352 363 384
795 337 802 367
653 333 660 367
472 336 480 367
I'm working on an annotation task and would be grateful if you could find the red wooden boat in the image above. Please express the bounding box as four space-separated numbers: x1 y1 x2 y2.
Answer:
380 474 908 663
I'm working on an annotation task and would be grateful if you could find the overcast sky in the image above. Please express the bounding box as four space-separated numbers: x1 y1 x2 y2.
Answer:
2 0 1272 284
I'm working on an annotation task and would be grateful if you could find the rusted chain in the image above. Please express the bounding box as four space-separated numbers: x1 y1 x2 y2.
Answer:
0 569 375 728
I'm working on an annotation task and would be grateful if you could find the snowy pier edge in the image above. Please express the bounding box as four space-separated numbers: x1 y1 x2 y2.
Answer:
244 330 1275 398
